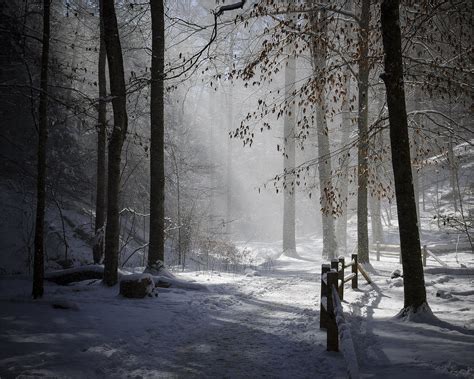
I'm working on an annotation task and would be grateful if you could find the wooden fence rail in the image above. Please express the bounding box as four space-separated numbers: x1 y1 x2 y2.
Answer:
373 242 448 267
320 253 360 378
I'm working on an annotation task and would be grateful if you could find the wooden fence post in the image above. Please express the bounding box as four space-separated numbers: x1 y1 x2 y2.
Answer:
351 253 358 289
326 269 339 352
422 245 427 267
331 258 339 274
338 256 345 300
376 240 380 261
320 264 330 329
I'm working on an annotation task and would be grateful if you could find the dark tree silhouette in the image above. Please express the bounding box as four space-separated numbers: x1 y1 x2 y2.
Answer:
32 0 51 299
148 0 166 267
102 0 129 286
380 0 428 314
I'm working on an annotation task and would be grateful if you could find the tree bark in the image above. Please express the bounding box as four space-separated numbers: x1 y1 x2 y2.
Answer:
148 0 165 267
309 4 337 259
32 0 51 299
370 125 384 245
283 36 296 257
335 0 353 255
225 41 234 238
357 0 370 263
336 71 352 254
93 0 107 264
102 0 129 286
381 0 428 312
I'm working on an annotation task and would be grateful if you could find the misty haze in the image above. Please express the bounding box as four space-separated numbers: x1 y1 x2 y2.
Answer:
0 0 473 378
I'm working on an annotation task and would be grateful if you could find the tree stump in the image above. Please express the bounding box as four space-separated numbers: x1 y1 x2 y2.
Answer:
119 274 155 298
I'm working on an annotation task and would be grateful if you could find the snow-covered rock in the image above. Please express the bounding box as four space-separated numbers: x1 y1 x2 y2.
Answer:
119 273 155 298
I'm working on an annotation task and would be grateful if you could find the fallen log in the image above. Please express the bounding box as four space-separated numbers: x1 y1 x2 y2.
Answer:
45 265 104 285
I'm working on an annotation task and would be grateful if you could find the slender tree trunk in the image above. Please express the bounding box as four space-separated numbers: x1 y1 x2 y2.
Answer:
148 0 165 267
225 37 235 238
208 89 216 233
381 0 428 313
447 137 459 213
357 0 370 263
370 192 383 244
335 0 353 255
411 110 421 238
32 0 50 299
102 0 129 286
283 39 296 257
309 4 337 259
93 0 107 264
370 125 384 245
336 71 352 254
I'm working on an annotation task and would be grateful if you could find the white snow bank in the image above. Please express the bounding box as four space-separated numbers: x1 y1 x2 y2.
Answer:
151 275 209 291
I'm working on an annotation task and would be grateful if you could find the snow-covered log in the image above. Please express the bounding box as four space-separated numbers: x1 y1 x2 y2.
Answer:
45 265 104 285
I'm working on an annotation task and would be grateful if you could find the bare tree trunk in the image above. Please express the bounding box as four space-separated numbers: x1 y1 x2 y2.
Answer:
335 0 353 255
148 0 165 267
381 0 428 313
225 79 233 238
309 4 337 259
370 127 384 245
102 0 129 286
357 0 370 263
336 71 352 254
447 136 459 213
283 38 296 257
32 0 50 299
93 0 107 264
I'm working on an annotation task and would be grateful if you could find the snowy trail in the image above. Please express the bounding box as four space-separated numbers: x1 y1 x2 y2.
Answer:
0 252 349 378
1 242 474 378
142 257 346 378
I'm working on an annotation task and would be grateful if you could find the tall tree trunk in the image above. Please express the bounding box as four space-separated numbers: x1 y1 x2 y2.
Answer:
309 4 337 259
370 125 384 245
102 0 129 285
93 0 107 264
148 0 165 267
225 83 233 237
32 0 50 299
411 109 421 236
381 0 428 313
357 0 370 263
335 0 353 255
283 38 296 257
336 71 352 254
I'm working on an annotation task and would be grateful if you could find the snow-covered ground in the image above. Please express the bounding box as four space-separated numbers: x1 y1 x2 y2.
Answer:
1 236 473 378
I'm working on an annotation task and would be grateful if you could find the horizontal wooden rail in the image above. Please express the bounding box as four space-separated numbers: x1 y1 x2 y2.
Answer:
320 264 360 378
374 242 449 268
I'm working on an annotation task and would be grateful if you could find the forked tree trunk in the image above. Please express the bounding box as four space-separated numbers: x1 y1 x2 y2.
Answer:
357 0 370 263
93 0 107 264
381 0 428 312
148 0 165 267
32 0 51 299
102 0 129 286
283 34 296 257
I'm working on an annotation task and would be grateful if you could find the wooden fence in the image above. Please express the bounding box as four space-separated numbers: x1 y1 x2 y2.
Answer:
319 253 375 378
373 242 448 267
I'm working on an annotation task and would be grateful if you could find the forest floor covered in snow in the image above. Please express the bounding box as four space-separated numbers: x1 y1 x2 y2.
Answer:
0 236 473 378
